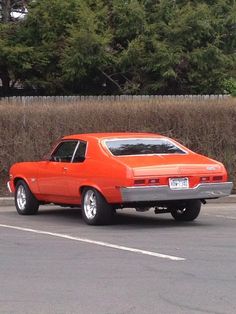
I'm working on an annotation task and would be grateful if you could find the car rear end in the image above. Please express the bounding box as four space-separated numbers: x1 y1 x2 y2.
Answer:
102 136 233 205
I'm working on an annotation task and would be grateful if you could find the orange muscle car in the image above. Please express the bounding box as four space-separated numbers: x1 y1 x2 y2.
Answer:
8 133 233 225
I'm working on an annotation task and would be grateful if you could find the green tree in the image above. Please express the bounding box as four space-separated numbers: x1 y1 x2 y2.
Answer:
15 0 81 93
1 0 236 95
117 0 236 94
61 0 114 94
0 0 31 94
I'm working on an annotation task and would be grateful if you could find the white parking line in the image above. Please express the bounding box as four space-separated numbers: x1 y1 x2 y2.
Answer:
0 223 185 261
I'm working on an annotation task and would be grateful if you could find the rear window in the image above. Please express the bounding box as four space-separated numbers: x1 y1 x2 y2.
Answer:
105 138 186 156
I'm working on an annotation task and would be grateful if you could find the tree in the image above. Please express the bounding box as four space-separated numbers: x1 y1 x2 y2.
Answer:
1 0 236 95
0 0 28 22
15 0 81 94
116 0 236 94
60 0 115 94
0 0 30 94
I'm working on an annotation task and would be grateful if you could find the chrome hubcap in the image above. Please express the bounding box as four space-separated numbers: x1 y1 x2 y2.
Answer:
176 207 187 215
17 185 27 210
84 190 97 219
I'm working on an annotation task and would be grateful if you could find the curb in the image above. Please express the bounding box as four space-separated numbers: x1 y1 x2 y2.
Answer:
0 196 236 207
0 197 14 206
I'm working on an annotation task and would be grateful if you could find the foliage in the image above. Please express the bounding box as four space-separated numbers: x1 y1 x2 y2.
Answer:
0 0 236 95
224 78 236 96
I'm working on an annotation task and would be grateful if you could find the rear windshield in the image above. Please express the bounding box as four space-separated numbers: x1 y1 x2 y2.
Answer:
105 138 186 156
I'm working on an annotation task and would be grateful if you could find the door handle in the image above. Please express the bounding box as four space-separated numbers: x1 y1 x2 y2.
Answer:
63 167 68 171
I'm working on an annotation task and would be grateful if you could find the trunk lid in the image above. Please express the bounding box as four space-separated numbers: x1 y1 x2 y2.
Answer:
115 154 221 177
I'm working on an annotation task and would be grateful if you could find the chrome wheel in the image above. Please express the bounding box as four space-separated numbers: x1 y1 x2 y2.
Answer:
16 185 27 210
82 188 113 225
176 207 187 215
15 180 39 215
84 190 97 219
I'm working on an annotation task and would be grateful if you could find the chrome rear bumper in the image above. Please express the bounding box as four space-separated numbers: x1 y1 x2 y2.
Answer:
120 182 233 203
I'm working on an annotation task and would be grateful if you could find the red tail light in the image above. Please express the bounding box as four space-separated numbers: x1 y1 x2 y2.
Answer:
213 176 223 181
134 178 160 185
134 179 146 185
200 177 210 182
148 179 160 184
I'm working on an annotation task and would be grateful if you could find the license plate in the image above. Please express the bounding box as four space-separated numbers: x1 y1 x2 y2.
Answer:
169 177 189 190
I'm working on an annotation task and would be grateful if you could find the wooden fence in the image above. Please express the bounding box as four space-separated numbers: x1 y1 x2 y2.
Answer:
0 94 231 104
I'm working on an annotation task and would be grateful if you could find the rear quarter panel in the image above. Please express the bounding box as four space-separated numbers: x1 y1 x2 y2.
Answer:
77 157 132 203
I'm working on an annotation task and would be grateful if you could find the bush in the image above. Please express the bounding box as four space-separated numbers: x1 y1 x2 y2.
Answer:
223 78 236 97
0 97 235 195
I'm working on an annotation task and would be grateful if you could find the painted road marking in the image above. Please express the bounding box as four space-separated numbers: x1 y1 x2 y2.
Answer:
0 223 185 261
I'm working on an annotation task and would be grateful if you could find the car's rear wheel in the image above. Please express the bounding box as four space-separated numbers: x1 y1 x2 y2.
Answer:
82 188 113 225
15 180 39 215
170 200 201 221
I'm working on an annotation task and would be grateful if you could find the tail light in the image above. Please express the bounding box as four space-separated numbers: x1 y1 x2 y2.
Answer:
200 177 210 182
134 179 146 185
213 176 223 181
134 178 160 185
148 179 159 184
200 176 223 183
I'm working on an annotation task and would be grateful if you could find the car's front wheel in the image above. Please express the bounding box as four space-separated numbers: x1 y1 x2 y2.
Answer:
170 200 201 221
81 188 113 225
15 180 39 215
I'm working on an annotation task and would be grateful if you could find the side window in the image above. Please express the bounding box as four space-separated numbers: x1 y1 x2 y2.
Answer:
73 141 87 163
51 141 78 162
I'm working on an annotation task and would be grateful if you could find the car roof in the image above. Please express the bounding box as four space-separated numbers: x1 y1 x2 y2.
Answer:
62 132 163 141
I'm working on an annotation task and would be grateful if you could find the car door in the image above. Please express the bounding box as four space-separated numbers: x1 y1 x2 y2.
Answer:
37 140 78 200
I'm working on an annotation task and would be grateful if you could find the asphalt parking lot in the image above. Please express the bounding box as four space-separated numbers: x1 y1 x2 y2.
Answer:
0 202 236 314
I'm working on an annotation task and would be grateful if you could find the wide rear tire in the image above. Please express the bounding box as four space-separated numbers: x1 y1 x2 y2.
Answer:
82 188 113 225
170 200 201 221
15 180 39 215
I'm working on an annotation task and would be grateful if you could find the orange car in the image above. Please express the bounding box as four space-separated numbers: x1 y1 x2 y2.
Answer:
8 133 233 225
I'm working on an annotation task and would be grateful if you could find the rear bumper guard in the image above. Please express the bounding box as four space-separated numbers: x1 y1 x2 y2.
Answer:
120 182 233 202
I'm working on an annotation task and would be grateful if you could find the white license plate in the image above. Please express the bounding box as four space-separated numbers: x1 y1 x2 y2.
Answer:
169 177 189 190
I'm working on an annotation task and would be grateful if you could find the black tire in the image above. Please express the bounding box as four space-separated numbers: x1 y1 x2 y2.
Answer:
170 200 201 222
81 188 113 225
15 180 39 215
